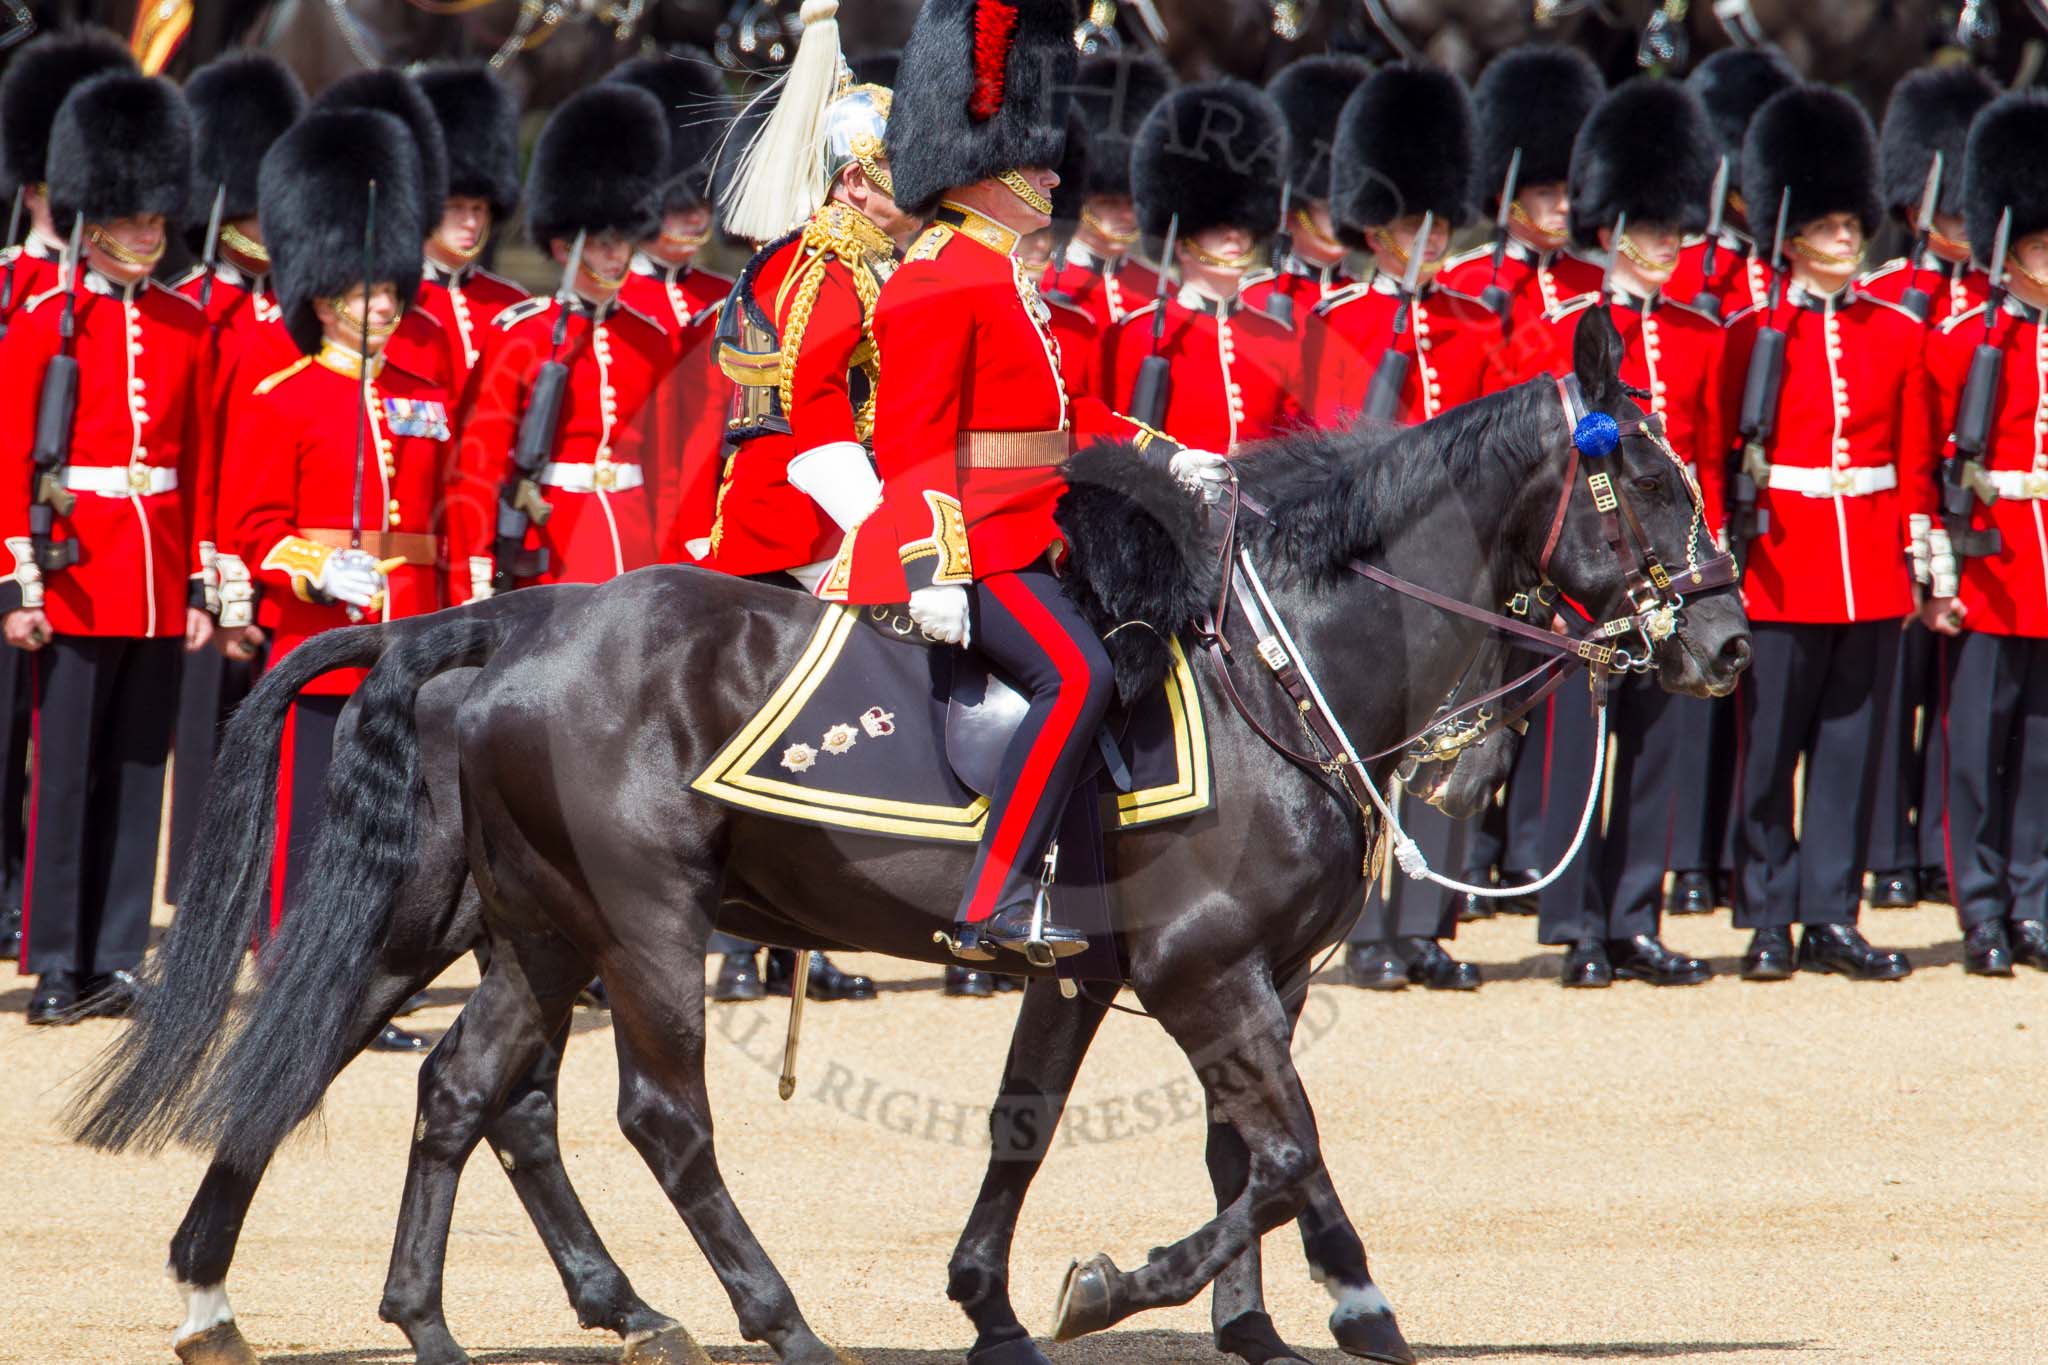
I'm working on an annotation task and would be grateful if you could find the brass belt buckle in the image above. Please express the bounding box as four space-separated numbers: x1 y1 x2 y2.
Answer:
2025 470 2048 500
1832 467 1857 496
127 463 152 495
593 463 618 491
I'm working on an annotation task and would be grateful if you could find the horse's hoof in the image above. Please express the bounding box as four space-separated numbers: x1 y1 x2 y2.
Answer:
1216 1310 1313 1365
1050 1253 1120 1342
622 1323 712 1365
1329 1286 1415 1365
967 1333 1054 1365
174 1321 262 1365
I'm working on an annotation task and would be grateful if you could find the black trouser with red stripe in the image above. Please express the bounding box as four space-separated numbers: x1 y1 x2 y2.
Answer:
956 567 1114 924
19 635 179 977
1941 632 2048 930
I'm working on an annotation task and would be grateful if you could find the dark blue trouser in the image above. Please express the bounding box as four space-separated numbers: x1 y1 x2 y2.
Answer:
1941 632 2048 929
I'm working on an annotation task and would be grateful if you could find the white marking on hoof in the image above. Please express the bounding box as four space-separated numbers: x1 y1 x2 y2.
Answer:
415 1116 428 1143
1312 1269 1393 1321
499 1148 516 1171
174 1281 235 1343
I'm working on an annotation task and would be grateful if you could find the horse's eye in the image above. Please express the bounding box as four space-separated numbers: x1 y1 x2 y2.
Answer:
1632 476 1665 498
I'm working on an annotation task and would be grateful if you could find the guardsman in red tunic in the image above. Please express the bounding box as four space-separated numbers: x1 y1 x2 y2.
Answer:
415 63 530 404
1030 109 1111 405
1664 48 1797 322
1037 53 1170 338
1723 86 1931 982
1106 80 1306 453
452 84 674 603
852 0 1213 959
1 74 212 1023
609 51 742 564
1239 55 1370 327
1303 64 1497 434
1503 79 1727 989
1917 92 2048 977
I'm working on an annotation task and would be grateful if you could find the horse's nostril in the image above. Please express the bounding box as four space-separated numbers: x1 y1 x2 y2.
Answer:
1721 634 1753 671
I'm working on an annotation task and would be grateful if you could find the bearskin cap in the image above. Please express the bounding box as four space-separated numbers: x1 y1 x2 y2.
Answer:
1331 62 1476 240
1567 77 1715 251
416 63 522 219
886 0 1077 216
47 72 191 229
1473 46 1603 204
184 52 305 230
1266 54 1371 204
1049 107 1092 229
259 109 424 358
1740 84 1882 240
1963 91 2048 269
1686 47 1796 160
1879 64 1997 218
0 28 136 198
311 68 450 236
526 82 668 246
1072 52 1173 200
1133 79 1286 242
607 50 735 215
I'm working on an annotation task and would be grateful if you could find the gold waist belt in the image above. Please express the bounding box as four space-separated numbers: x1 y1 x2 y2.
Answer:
958 429 1068 470
301 527 438 564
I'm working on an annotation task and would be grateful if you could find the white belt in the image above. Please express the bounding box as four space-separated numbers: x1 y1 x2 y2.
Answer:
1764 463 1897 498
1983 468 2048 501
537 460 643 493
63 464 179 497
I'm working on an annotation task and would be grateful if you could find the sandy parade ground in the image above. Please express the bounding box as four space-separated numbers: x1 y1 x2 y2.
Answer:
5 902 2045 1364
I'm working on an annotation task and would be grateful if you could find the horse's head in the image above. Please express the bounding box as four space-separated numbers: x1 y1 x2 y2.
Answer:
1518 307 1750 698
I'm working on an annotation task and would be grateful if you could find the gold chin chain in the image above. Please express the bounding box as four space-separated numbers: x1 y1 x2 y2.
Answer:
1615 230 1678 281
1082 206 1139 248
1292 206 1343 255
1179 237 1255 269
1507 199 1568 246
580 260 629 290
87 226 165 268
998 169 1053 217
659 227 711 251
847 130 895 199
1789 237 1863 271
220 222 270 266
437 226 489 262
324 301 401 346
1369 228 1442 279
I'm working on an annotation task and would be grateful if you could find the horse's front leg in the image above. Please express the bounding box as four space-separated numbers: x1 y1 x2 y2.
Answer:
946 977 1112 1364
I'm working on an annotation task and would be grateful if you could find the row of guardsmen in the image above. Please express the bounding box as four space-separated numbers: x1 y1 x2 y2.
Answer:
9 20 2048 1022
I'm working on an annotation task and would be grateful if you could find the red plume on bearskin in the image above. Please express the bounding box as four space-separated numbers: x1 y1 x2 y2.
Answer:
970 0 1018 120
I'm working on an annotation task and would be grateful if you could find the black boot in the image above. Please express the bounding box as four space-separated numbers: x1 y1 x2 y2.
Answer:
1607 934 1711 986
1663 870 1716 916
978 901 1088 962
1497 869 1541 916
766 949 876 1001
1798 924 1912 980
1866 869 1920 910
77 970 142 1019
1918 864 1951 905
712 951 765 1002
26 970 79 1025
0 902 20 961
1561 939 1612 988
369 1023 427 1052
1963 921 2014 977
1342 942 1408 991
1741 927 1797 981
944 965 995 998
2011 919 2048 972
1399 937 1482 991
992 972 1026 992
1455 891 1497 922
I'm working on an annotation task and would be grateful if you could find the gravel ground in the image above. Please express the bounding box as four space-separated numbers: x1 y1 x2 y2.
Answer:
5 902 2045 1364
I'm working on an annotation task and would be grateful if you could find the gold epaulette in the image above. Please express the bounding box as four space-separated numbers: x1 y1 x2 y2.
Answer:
252 354 315 396
905 223 955 264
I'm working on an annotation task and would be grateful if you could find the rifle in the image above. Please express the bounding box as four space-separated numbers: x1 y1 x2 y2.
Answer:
27 213 85 575
491 228 584 593
195 183 227 315
1127 212 1176 428
1477 146 1522 324
1361 209 1431 424
1942 206 2010 559
1899 152 1943 325
0 184 23 336
1692 156 1729 321
1266 183 1296 331
1728 188 1793 573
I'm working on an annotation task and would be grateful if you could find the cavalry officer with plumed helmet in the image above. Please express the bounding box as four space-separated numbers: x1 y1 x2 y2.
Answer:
1240 54 1370 324
1106 79 1306 453
1859 64 1997 915
1722 85 1932 982
847 0 1219 961
1 72 212 1023
1664 46 1797 320
1038 53 1171 334
452 84 675 603
1496 78 1727 988
1917 91 2048 977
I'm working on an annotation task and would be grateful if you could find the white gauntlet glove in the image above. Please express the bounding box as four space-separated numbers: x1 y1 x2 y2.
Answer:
908 584 971 646
1928 526 1960 600
318 547 387 610
1169 447 1232 501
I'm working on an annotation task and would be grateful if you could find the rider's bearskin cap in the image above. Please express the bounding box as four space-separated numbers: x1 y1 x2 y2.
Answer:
311 68 450 238
1331 62 1476 240
1133 79 1286 242
1879 64 1996 218
1567 77 1715 251
1686 46 1796 162
260 109 424 358
1266 54 1372 204
886 0 1076 216
607 50 735 216
184 52 305 227
1073 52 1174 200
0 28 135 198
1473 46 1603 204
416 63 522 220
1740 85 1882 240
526 83 668 246
1963 91 2048 267
47 72 191 229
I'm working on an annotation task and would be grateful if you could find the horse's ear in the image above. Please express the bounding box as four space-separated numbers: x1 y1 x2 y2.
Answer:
1571 305 1626 402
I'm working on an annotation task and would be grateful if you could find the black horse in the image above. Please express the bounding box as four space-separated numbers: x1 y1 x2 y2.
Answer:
75 309 1747 1364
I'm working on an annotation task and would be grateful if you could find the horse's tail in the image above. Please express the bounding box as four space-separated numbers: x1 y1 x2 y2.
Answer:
66 609 508 1166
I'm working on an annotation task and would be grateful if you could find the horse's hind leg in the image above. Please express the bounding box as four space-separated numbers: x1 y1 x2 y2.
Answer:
947 978 1112 1365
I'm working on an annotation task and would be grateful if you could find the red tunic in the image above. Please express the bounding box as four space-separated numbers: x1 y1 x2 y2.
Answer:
1302 276 1497 427
1724 286 1937 625
1106 288 1307 452
1922 297 2048 637
1239 257 1357 329
0 275 210 637
0 232 62 324
1039 239 1160 334
618 252 733 561
1045 293 1104 403
1440 238 1604 381
1666 231 1769 319
216 344 449 695
1855 255 1988 330
451 293 673 599
419 260 528 404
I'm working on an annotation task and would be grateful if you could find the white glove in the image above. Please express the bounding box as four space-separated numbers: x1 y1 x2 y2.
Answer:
318 547 387 610
1169 447 1232 501
909 584 971 647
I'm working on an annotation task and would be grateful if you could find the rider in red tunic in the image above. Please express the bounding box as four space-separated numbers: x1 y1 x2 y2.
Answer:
1239 56 1370 327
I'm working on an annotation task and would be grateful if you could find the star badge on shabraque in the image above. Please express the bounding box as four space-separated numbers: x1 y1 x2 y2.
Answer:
781 742 818 774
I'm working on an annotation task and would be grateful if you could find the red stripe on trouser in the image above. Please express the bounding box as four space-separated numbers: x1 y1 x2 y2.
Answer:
964 573 1093 924
15 655 39 977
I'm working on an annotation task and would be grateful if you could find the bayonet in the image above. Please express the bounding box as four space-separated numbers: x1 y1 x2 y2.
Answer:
551 227 587 356
1693 156 1730 318
196 183 228 313
1267 187 1296 329
1984 205 2012 322
1128 213 1177 426
1764 186 1792 316
1602 211 1628 299
1392 209 1432 335
1479 146 1522 321
0 183 23 324
1901 152 1944 323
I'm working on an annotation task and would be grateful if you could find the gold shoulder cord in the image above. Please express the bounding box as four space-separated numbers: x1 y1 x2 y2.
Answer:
776 203 893 439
